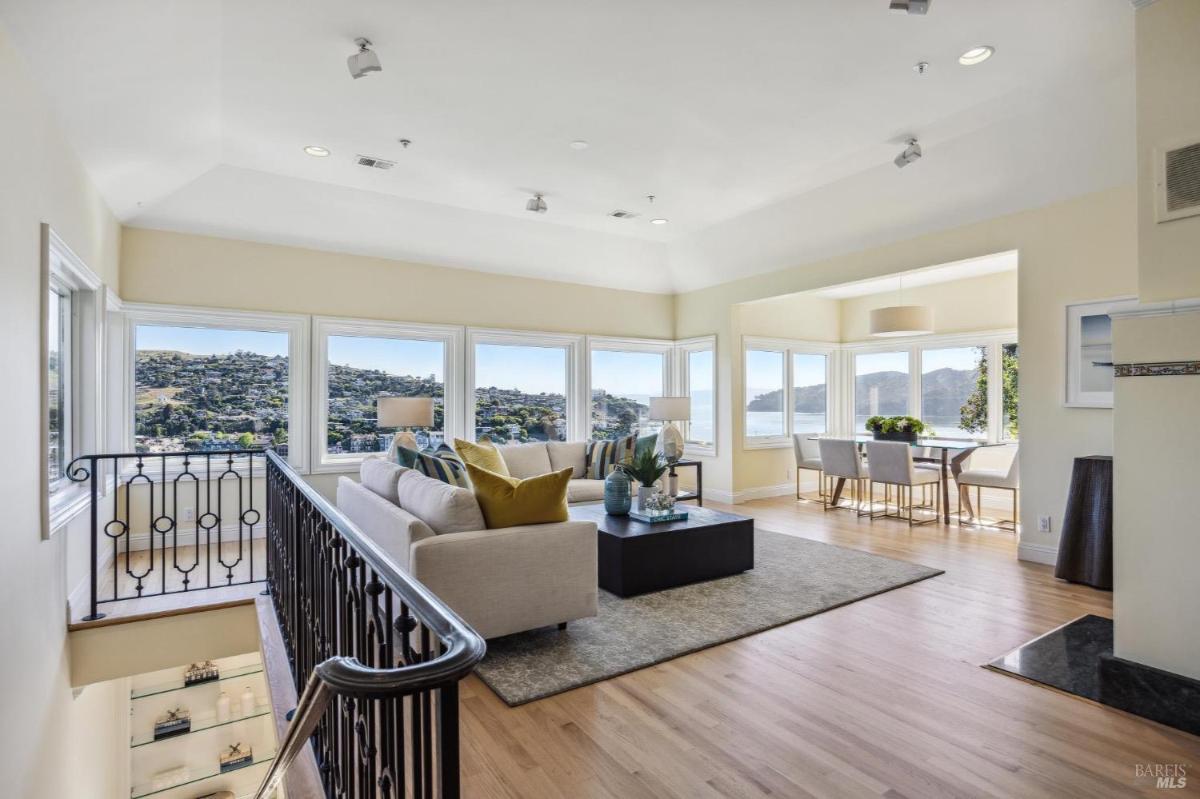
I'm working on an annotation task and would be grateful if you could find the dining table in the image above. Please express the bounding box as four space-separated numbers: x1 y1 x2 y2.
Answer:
810 435 1001 523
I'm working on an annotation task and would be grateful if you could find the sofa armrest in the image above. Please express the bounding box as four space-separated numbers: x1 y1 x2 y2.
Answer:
410 521 598 639
336 476 435 571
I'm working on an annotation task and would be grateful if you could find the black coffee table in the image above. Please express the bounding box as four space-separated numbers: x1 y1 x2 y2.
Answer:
569 503 754 597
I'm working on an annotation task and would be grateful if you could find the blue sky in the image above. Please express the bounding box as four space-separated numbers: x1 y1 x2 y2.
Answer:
591 350 664 399
137 325 288 356
475 343 567 394
329 335 444 378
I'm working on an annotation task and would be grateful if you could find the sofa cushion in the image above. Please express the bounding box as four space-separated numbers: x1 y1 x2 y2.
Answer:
635 433 659 458
453 438 509 476
567 479 606 504
360 457 408 505
547 441 586 478
497 442 554 479
465 463 572 529
414 450 471 489
395 469 486 534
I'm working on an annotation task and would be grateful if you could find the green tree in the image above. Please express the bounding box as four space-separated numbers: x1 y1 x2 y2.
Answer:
237 432 255 449
959 346 1019 437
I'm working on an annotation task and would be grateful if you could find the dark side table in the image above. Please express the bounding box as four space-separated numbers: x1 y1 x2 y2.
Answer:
1054 455 1113 589
668 459 703 506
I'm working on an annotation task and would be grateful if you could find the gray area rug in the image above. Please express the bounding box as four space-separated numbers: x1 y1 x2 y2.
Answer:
475 529 942 706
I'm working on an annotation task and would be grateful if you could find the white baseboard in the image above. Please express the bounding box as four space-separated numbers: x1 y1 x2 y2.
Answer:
125 525 265 552
701 487 736 505
703 482 800 505
1017 542 1058 565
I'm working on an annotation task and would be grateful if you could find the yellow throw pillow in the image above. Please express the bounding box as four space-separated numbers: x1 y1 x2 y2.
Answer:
454 437 509 477
465 462 572 529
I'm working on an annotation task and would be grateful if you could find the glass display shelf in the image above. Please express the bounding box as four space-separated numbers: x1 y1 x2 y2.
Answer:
131 663 264 701
130 705 272 748
130 752 274 799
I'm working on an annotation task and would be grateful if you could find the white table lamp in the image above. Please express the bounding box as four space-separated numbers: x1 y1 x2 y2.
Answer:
378 396 435 454
649 396 690 464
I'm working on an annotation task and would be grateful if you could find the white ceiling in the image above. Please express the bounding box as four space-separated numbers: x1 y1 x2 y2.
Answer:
0 0 1135 293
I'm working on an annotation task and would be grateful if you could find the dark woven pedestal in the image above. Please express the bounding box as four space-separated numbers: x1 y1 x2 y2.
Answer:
1054 455 1113 589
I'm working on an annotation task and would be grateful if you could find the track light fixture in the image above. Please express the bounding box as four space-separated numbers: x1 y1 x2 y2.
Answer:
894 138 922 169
889 0 930 14
526 194 548 214
348 37 382 79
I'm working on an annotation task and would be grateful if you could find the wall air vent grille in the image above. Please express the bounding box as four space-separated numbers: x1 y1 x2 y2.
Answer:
1157 140 1200 223
608 210 639 219
356 155 396 170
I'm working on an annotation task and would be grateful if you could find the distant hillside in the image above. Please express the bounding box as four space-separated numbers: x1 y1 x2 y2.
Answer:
746 367 979 418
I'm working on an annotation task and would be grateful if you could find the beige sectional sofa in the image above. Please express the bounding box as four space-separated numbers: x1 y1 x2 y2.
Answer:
491 440 606 504
336 455 599 640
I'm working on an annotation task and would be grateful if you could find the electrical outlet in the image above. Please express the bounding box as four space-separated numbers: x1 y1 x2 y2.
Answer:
183 507 195 522
1038 515 1051 533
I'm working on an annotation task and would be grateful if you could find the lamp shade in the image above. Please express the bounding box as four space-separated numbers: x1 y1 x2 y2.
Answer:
377 396 435 427
648 396 691 421
869 305 934 337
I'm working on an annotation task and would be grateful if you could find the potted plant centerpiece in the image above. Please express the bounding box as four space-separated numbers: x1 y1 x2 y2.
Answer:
623 448 668 511
865 415 933 443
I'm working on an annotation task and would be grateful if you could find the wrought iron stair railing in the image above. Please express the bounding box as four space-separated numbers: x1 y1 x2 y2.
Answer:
255 450 486 799
67 449 269 621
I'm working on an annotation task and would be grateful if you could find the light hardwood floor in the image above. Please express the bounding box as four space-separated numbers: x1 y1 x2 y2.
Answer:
458 496 1200 799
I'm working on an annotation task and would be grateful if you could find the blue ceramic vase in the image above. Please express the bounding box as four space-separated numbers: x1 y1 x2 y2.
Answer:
604 467 632 515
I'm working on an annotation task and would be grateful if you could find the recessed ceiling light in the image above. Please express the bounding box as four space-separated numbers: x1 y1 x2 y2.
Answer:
569 140 589 150
303 145 331 157
958 46 994 66
650 218 668 225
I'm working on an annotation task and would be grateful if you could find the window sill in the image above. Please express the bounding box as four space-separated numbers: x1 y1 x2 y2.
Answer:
743 437 790 451
46 485 91 538
683 443 717 459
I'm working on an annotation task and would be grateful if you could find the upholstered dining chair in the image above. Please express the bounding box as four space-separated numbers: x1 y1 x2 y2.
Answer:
864 440 941 526
817 438 868 515
957 445 1020 530
792 434 824 502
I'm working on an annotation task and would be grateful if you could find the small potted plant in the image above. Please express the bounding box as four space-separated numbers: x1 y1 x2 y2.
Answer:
623 448 668 511
865 415 932 443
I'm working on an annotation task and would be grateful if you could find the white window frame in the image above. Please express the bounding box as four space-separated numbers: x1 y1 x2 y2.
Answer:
742 336 836 450
120 303 311 473
586 336 674 441
843 328 1017 443
41 225 106 538
676 335 718 457
466 328 585 442
312 317 464 472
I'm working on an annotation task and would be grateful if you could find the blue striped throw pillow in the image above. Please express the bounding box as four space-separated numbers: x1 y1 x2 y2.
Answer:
415 450 471 488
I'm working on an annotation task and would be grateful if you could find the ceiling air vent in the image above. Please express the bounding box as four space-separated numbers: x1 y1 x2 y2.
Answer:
608 210 639 219
356 154 396 170
1156 139 1200 223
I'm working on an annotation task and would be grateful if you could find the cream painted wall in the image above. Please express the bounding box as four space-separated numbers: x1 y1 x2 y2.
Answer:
1135 0 1200 302
1112 311 1200 681
0 23 126 799
676 186 1137 560
839 271 1018 341
1109 0 1200 680
120 227 675 339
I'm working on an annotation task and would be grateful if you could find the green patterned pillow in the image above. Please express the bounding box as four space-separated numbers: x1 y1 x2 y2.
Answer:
415 450 471 488
585 434 638 480
635 433 658 458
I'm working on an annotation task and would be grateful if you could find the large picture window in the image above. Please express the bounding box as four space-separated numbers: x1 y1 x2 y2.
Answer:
744 348 786 440
792 353 828 434
683 343 716 451
589 347 666 440
135 325 291 453
328 336 445 452
125 306 308 470
855 351 910 431
921 346 986 439
471 334 578 443
47 283 72 495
